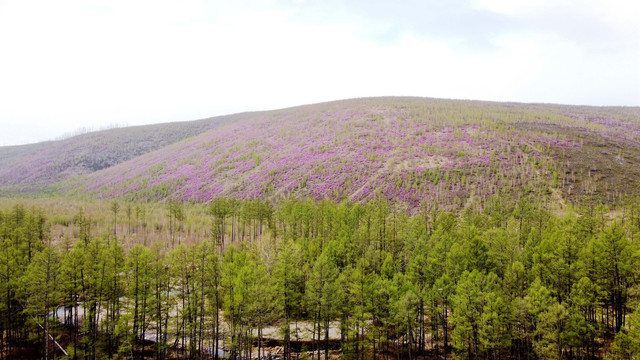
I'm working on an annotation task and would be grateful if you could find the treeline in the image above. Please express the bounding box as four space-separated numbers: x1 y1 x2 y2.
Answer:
1 195 640 359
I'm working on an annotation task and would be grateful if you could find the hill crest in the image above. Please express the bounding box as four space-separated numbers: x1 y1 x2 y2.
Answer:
53 97 640 210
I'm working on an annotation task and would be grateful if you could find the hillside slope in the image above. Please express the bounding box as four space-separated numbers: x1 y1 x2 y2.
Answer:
0 113 253 193
71 97 640 210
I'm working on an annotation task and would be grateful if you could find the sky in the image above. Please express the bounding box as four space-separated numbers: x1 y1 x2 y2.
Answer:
0 0 639 146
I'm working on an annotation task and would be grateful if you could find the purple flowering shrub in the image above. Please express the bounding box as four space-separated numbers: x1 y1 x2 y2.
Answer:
0 114 244 192
71 98 638 210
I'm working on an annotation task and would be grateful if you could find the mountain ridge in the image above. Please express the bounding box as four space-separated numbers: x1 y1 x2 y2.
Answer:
0 112 258 193
2 97 640 209
69 98 640 210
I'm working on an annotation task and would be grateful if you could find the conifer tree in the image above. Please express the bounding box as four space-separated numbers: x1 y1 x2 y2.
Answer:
20 245 62 360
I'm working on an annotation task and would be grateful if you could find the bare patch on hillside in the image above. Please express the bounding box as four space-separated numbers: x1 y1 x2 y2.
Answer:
513 122 640 205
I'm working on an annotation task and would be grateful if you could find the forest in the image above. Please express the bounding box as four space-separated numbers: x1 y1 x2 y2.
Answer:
1 193 639 360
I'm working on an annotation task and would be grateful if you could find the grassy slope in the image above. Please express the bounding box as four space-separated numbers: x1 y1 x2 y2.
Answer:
67 97 640 210
0 113 253 193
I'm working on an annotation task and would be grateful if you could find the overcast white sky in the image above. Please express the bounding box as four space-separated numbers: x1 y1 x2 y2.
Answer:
1 0 639 146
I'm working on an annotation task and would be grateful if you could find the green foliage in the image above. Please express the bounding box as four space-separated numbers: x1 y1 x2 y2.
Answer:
0 194 639 359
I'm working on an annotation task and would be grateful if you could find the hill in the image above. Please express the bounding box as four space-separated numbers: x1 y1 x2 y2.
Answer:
0 112 252 193
58 97 640 210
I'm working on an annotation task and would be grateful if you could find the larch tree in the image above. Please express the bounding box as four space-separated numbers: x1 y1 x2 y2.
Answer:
20 244 62 360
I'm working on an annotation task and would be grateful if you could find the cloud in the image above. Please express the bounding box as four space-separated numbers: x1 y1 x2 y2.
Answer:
475 0 640 49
